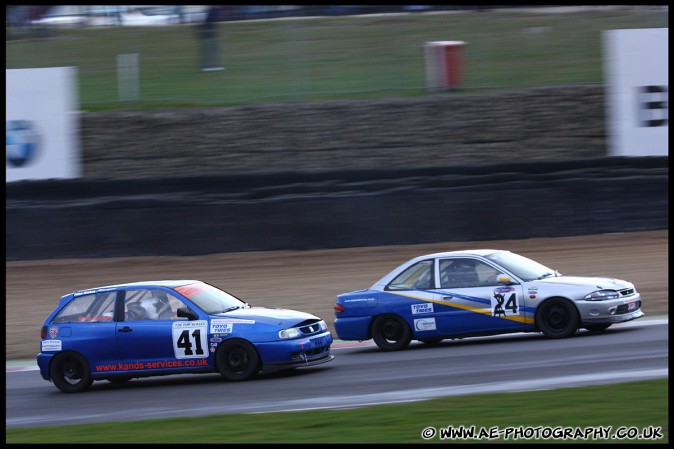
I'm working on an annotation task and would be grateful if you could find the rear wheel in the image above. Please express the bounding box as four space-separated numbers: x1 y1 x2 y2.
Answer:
584 323 612 332
49 352 94 393
215 339 260 381
371 315 412 351
536 298 580 339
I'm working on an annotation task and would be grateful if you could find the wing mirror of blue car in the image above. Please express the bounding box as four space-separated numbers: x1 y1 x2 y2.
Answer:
177 307 199 320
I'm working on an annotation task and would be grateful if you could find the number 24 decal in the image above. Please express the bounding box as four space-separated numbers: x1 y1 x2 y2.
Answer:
491 291 519 317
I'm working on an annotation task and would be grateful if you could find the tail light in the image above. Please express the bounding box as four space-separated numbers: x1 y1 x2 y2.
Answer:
40 326 48 339
334 303 345 313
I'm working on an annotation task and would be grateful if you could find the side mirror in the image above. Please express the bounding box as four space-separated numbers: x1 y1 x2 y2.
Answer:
496 274 516 285
177 307 199 320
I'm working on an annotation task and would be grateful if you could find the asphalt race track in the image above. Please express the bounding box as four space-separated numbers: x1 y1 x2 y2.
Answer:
6 318 667 429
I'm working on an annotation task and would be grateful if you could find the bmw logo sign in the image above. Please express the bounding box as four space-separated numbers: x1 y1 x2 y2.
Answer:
6 120 41 168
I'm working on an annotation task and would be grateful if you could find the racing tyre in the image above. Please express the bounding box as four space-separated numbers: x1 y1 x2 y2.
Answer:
584 323 612 332
372 315 412 351
49 352 94 393
215 339 260 381
536 298 580 339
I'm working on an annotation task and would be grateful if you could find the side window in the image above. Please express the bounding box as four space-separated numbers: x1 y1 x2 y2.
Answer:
124 289 187 321
474 261 502 286
387 260 434 290
52 291 116 323
440 258 503 288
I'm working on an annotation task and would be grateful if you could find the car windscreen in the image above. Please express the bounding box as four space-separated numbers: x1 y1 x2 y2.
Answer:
173 282 246 314
484 251 556 282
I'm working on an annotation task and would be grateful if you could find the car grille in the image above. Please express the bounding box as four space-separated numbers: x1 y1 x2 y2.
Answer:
303 345 329 357
290 343 331 361
618 288 635 297
297 319 322 335
616 300 641 314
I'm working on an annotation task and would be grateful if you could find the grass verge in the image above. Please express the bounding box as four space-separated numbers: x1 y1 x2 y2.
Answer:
6 378 668 443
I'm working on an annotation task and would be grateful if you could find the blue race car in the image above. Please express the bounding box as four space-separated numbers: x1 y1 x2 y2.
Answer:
38 280 334 392
334 250 644 351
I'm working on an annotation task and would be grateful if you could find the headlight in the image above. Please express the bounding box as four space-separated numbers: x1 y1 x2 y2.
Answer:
278 328 302 339
278 320 327 339
584 290 620 301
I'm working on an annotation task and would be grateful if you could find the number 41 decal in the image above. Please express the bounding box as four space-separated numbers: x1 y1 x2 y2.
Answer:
491 288 519 317
172 320 208 358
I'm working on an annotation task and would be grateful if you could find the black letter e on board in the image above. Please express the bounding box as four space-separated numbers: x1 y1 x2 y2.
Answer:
637 85 668 127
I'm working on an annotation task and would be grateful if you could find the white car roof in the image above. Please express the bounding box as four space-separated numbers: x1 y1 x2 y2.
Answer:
409 249 503 260
72 280 200 294
370 249 506 288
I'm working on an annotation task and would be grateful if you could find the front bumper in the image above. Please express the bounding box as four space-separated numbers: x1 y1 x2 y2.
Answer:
256 330 334 371
263 352 335 371
581 309 644 324
577 294 644 325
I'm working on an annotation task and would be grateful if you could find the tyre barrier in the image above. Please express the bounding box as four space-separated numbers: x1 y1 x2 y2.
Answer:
6 156 668 261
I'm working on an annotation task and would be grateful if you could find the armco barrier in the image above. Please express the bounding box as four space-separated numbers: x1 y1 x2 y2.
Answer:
5 157 668 261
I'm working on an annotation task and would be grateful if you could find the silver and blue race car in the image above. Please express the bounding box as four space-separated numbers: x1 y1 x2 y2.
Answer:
334 249 643 351
38 280 334 392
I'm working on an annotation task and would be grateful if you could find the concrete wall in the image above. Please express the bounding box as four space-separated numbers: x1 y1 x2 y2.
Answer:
80 86 606 179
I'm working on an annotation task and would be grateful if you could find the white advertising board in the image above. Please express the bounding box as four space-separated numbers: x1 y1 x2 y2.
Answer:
604 28 668 156
6 67 81 182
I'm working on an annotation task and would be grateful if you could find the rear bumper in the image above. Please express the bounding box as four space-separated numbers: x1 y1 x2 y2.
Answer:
36 353 53 380
334 315 373 341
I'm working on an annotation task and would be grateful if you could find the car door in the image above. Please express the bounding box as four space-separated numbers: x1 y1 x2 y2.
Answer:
49 290 120 370
115 288 206 372
432 257 527 336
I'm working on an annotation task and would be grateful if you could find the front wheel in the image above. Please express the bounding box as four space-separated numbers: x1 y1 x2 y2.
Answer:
371 315 412 351
536 298 580 339
49 352 94 393
215 339 260 381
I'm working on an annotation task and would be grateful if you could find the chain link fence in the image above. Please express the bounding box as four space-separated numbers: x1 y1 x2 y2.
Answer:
5 6 668 109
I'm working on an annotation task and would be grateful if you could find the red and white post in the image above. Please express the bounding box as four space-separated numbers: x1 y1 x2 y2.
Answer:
424 41 467 90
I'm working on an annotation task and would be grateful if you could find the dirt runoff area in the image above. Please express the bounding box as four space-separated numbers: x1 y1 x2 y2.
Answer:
5 230 668 361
